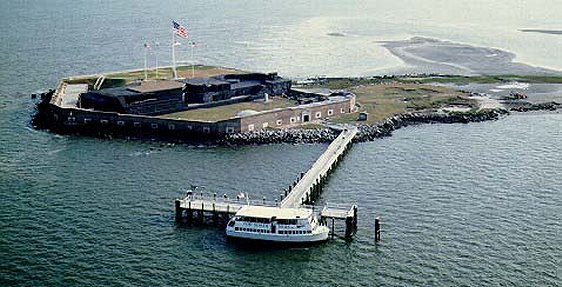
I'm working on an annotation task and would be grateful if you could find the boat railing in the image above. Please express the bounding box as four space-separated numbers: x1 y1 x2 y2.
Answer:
180 189 280 207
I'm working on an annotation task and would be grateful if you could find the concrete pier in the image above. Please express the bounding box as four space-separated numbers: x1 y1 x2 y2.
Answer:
280 127 357 208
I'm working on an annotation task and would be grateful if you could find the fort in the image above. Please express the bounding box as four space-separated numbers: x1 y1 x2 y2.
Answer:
34 65 561 146
36 65 356 140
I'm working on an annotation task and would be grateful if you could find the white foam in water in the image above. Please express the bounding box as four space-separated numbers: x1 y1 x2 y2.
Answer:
495 82 530 90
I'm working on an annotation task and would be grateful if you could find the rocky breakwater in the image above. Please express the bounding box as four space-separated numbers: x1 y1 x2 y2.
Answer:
220 128 338 146
507 101 561 112
219 109 508 146
354 109 509 142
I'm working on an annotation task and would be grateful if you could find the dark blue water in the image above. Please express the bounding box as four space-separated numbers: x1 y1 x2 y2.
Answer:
1 1 561 286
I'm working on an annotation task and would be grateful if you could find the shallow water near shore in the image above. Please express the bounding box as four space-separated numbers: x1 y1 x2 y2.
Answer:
1 0 562 286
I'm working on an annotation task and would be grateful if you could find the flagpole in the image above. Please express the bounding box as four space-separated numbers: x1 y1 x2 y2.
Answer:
144 45 148 81
155 42 160 79
172 31 177 79
191 42 195 78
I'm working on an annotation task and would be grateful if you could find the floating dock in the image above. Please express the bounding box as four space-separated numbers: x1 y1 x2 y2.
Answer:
175 126 365 240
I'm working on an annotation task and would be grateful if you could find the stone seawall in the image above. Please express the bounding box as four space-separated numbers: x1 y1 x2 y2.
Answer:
33 89 511 146
219 109 510 146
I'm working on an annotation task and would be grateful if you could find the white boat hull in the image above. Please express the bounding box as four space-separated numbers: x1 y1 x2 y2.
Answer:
226 227 329 243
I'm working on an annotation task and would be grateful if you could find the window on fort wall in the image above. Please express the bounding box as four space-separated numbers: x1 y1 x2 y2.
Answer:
248 124 255 131
226 127 234 133
168 124 175 130
315 112 321 118
134 122 141 127
276 119 282 125
341 108 345 114
328 109 333 116
262 122 269 128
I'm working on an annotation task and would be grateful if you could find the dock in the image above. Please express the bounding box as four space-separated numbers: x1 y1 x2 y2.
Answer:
280 126 357 208
175 126 367 240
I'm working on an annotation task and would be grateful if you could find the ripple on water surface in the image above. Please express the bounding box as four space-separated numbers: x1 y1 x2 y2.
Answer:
1 110 561 286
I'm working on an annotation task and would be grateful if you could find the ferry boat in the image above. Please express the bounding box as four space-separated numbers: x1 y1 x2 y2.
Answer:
226 205 329 243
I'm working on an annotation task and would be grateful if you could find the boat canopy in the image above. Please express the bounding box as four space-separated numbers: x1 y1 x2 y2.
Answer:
235 206 311 220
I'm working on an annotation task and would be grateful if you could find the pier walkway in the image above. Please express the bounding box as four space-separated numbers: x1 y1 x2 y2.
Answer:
280 126 357 208
176 126 364 239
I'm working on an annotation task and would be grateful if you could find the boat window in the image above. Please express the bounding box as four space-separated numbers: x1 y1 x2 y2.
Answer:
235 227 239 231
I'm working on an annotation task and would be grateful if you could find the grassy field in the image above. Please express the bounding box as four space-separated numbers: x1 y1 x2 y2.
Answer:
64 65 244 87
332 83 477 125
302 74 562 89
161 97 296 121
106 65 243 81
396 74 562 85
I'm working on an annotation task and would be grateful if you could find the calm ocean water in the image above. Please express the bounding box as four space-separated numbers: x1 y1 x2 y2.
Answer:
1 1 561 286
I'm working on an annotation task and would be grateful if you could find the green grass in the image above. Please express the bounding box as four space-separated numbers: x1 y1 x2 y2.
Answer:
161 97 296 122
396 74 562 85
62 65 244 88
332 83 477 125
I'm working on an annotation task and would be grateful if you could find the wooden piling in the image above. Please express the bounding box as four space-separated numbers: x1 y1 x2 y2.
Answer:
175 199 182 222
331 218 335 240
345 216 353 239
375 217 381 241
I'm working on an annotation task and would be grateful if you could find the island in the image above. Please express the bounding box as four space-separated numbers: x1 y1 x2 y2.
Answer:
32 65 561 145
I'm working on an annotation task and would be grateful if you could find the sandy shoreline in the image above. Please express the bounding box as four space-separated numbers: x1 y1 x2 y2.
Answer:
380 37 561 76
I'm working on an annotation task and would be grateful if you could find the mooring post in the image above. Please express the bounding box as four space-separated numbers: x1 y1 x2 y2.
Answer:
331 218 335 240
175 199 182 222
375 217 381 242
187 201 192 222
353 205 358 231
345 216 353 239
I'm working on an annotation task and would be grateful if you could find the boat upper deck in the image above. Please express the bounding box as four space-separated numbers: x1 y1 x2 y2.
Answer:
236 205 312 219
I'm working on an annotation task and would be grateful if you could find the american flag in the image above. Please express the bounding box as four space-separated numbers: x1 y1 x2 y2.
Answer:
172 20 189 39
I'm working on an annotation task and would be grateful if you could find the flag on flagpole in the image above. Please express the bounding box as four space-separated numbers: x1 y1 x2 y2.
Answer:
172 20 189 39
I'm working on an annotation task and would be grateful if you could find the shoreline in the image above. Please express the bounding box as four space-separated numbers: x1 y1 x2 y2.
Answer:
31 71 561 147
